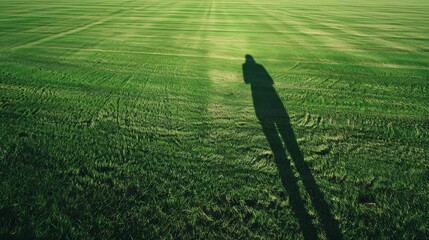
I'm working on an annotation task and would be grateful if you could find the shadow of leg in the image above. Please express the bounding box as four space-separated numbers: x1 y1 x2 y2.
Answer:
261 121 319 240
277 122 343 240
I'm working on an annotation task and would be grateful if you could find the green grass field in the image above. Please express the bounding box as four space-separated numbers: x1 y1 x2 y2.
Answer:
1 0 428 239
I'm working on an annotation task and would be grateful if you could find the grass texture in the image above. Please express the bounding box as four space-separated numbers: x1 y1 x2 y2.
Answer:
0 0 428 239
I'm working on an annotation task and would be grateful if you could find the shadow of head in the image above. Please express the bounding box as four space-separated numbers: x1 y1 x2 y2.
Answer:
245 54 255 64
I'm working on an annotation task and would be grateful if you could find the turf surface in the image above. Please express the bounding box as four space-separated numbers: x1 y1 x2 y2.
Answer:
0 0 428 239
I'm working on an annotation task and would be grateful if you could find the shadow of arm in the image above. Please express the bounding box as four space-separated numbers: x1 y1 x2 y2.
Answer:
261 66 274 85
243 64 250 84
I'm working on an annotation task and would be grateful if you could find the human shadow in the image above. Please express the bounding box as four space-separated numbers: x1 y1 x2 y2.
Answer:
243 54 342 240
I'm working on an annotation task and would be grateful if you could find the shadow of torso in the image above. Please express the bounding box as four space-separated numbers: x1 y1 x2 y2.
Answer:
242 61 289 123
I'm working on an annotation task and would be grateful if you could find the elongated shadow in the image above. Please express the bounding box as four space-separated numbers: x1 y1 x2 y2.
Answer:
243 54 342 240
